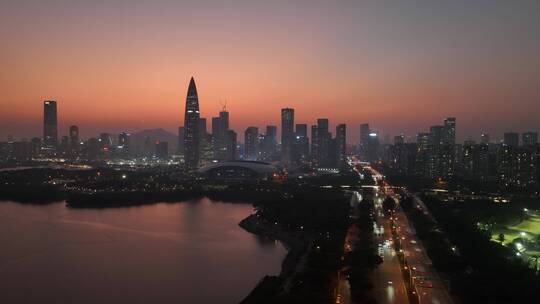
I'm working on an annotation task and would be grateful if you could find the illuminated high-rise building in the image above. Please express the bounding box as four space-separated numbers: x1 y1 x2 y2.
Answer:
293 123 309 162
225 130 237 160
211 110 230 161
198 118 212 163
415 132 431 177
336 124 347 166
118 132 130 157
183 77 200 168
43 100 58 149
244 127 259 161
99 133 113 149
260 125 277 162
443 117 456 145
441 117 457 178
310 125 318 164
366 130 380 164
313 119 331 166
281 108 294 164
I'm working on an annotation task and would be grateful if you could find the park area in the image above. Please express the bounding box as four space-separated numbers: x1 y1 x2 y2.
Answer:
491 210 540 260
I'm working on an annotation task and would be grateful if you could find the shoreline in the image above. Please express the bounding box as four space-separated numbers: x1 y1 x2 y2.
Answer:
238 214 309 303
0 185 282 208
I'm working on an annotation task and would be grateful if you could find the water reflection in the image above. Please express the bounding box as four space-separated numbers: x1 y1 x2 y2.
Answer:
0 198 286 304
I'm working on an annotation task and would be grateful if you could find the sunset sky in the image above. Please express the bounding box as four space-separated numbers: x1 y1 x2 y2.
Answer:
1 0 539 143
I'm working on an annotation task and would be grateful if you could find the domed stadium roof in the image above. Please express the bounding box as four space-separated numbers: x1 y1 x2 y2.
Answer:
199 160 279 175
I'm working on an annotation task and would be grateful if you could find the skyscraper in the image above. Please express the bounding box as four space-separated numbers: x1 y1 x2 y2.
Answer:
293 123 309 162
443 117 456 145
316 119 330 166
262 125 277 161
244 127 259 160
281 108 294 164
99 133 113 158
43 100 58 149
118 132 130 157
99 133 113 149
359 123 370 160
225 130 237 160
211 110 230 161
211 117 220 158
441 117 457 178
429 125 444 178
503 132 519 147
69 125 79 157
69 125 79 148
199 118 208 136
198 118 212 162
366 130 380 164
522 132 538 146
310 125 319 164
183 77 200 168
336 124 347 166
416 132 431 177
266 125 277 144
219 111 229 133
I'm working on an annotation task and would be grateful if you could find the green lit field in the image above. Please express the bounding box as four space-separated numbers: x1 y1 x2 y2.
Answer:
490 211 540 258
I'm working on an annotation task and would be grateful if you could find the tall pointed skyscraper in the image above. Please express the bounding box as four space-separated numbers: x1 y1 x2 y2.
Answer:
183 77 200 168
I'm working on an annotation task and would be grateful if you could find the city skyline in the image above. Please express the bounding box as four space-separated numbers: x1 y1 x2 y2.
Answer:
1 1 539 141
3 93 540 147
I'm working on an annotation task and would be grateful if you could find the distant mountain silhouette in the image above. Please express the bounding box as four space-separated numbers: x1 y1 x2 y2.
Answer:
130 128 178 156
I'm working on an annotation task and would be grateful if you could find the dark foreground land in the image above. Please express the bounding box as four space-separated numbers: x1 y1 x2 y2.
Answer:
238 189 351 304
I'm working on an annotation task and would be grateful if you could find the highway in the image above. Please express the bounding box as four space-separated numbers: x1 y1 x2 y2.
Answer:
352 163 409 303
393 202 454 304
372 195 409 304
361 164 453 304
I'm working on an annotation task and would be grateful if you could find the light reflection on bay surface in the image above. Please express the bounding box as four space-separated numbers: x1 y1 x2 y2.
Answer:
0 198 286 304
